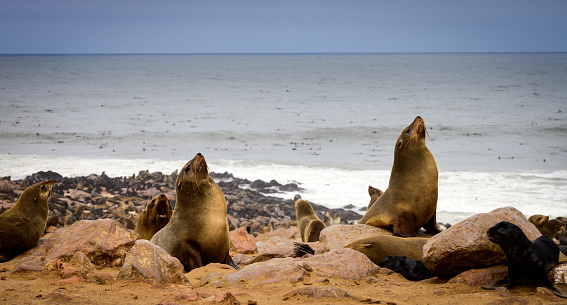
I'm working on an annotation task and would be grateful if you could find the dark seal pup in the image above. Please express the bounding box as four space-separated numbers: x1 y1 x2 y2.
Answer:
378 255 434 281
134 194 173 240
0 180 54 262
151 153 238 271
482 221 567 298
359 116 441 237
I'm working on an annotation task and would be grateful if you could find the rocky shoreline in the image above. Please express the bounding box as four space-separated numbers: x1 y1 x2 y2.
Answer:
0 170 363 235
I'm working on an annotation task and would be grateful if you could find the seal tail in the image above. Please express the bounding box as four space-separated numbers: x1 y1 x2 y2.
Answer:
293 242 315 256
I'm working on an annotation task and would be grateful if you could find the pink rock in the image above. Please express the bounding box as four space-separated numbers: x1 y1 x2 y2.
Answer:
68 189 92 201
117 239 187 284
225 248 379 285
423 207 541 278
16 219 138 272
229 227 258 255
254 227 299 241
448 266 508 286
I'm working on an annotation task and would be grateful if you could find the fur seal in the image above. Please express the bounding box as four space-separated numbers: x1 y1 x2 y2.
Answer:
344 235 429 265
528 214 549 234
150 153 237 271
482 221 567 298
294 199 326 242
0 180 54 262
323 211 333 227
543 219 565 239
333 212 341 225
378 255 434 281
135 194 173 240
367 186 383 210
359 116 441 237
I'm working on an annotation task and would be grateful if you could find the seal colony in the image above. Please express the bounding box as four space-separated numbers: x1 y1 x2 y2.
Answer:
150 153 238 271
0 180 54 262
359 116 441 237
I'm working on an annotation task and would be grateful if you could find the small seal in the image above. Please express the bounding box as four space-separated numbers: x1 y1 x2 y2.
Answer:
482 221 567 298
367 186 383 210
344 235 429 265
359 116 441 237
0 180 54 262
294 199 326 242
323 211 333 227
528 214 549 234
135 194 173 240
543 219 565 239
150 153 237 271
378 255 434 281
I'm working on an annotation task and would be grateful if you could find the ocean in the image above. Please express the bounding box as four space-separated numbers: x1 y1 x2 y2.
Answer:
1 53 566 225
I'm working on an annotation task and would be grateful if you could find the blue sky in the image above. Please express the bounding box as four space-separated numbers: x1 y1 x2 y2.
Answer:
1 0 566 54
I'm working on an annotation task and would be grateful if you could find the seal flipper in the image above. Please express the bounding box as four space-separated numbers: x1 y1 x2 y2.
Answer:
224 254 240 270
293 242 315 256
393 212 417 237
422 208 442 235
173 241 203 271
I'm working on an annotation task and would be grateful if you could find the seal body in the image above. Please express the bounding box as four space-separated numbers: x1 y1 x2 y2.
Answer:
359 116 440 237
345 235 429 265
294 199 326 242
543 219 565 239
482 221 567 298
378 255 434 281
135 194 173 240
0 180 54 262
150 153 233 271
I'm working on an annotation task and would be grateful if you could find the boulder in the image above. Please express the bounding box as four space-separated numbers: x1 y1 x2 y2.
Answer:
447 266 508 287
14 219 138 273
423 207 541 278
223 248 379 285
229 227 258 255
117 239 187 284
319 224 392 250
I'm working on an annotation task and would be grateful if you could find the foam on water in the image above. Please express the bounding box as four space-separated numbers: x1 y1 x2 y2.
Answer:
2 154 566 225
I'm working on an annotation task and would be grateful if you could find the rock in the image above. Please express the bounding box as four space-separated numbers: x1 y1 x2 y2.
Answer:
15 219 138 273
254 227 299 241
229 227 258 255
448 266 508 286
223 248 379 285
552 262 567 284
423 207 541 278
68 189 92 201
43 252 98 280
203 292 240 305
117 239 188 284
283 287 353 300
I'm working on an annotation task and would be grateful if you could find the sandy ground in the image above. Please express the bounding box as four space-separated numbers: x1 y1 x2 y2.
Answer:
2 258 567 305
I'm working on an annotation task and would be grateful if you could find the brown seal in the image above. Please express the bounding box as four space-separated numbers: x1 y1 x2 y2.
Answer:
0 180 54 262
150 153 236 271
543 219 565 239
359 116 441 237
528 214 549 234
323 211 333 227
294 199 326 242
344 235 429 265
367 186 383 210
135 194 173 240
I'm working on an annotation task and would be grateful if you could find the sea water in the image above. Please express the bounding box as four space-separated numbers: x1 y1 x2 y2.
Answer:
1 53 566 224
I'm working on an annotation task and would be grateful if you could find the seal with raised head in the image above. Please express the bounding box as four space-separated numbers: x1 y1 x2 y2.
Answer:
0 180 54 262
294 199 326 242
150 153 237 271
543 219 565 239
135 194 173 240
482 221 567 298
359 116 441 237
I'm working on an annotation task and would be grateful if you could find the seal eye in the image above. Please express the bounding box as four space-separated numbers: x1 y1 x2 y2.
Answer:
406 128 411 135
185 164 191 173
41 185 45 191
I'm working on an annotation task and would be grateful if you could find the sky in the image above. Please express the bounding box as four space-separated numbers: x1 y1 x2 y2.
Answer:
1 0 566 54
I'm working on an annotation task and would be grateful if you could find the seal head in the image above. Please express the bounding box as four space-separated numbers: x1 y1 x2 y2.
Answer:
135 194 173 240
